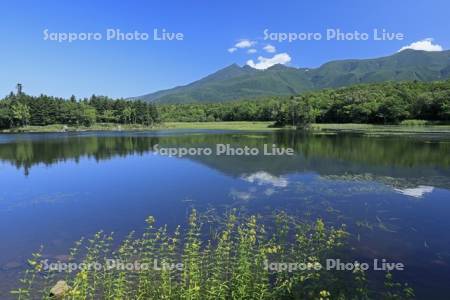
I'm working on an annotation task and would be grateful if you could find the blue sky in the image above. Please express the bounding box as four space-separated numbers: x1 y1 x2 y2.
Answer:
0 0 448 98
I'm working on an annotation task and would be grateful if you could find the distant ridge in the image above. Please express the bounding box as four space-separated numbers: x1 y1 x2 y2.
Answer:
134 50 450 104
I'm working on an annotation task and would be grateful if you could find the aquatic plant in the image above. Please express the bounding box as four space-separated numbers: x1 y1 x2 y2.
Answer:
12 210 414 299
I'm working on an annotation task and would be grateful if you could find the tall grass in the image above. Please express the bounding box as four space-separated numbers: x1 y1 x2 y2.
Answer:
12 210 414 299
399 119 429 126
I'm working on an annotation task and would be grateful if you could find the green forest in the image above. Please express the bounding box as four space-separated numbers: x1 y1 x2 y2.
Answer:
0 93 159 129
159 80 450 126
1 80 449 130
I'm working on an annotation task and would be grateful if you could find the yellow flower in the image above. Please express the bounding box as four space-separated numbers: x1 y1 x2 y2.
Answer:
319 289 331 299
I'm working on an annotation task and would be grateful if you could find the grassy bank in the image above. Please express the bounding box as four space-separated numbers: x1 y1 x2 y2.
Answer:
311 123 450 135
162 121 278 131
0 123 159 133
0 122 278 133
2 121 450 134
166 122 450 134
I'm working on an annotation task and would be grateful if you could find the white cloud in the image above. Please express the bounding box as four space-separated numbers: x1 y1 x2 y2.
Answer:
264 188 275 196
230 189 253 201
247 48 257 54
394 185 434 198
228 47 237 53
242 171 288 187
263 44 276 53
246 53 292 70
399 38 443 52
235 39 256 48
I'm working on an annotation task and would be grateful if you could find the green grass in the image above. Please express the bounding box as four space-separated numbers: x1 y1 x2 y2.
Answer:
164 122 450 134
12 210 415 300
0 122 278 133
162 121 278 131
310 123 450 134
2 122 449 134
399 119 430 126
0 123 159 133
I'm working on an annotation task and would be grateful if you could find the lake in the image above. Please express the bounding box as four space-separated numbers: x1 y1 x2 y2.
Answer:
0 129 449 299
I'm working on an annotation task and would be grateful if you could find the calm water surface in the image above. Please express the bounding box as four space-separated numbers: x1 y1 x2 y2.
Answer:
0 130 449 299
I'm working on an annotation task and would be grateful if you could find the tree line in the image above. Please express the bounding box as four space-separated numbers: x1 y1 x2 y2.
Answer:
0 93 159 129
1 80 449 129
158 80 450 126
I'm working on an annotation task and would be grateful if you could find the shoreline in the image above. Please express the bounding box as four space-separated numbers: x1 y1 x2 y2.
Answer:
1 121 450 134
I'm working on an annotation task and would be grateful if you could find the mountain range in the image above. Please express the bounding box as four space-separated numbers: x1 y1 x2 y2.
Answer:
134 49 450 104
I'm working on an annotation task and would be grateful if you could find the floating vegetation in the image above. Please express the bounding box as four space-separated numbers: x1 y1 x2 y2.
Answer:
0 192 80 212
376 216 397 233
11 210 414 299
322 173 449 191
356 220 374 231
297 176 389 198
